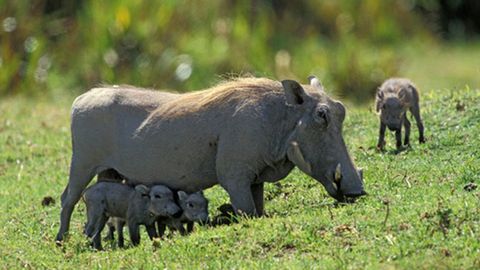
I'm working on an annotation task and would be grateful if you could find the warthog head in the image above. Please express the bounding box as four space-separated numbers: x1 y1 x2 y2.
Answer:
376 89 409 131
135 185 182 217
283 76 366 202
177 191 209 224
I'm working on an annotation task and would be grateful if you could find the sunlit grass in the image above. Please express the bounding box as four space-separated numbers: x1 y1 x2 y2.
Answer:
400 42 480 91
0 84 479 269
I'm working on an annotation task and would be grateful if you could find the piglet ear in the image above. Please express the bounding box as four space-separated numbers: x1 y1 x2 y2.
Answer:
398 87 411 107
375 89 384 112
376 89 384 100
135 184 150 195
398 88 406 99
177 191 188 201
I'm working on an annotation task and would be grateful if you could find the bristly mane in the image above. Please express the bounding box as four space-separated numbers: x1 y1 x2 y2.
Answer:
153 77 283 116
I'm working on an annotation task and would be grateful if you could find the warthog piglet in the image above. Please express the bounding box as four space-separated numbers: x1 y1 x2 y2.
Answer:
375 78 425 150
157 191 209 237
83 182 181 249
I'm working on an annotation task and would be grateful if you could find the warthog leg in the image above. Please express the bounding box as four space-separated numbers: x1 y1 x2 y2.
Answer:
410 105 425 143
156 221 167 238
56 160 96 243
145 224 158 239
221 175 257 216
251 182 264 216
105 224 115 241
403 114 411 146
395 126 403 150
186 221 194 233
128 222 141 246
116 220 125 248
91 214 108 250
377 122 386 150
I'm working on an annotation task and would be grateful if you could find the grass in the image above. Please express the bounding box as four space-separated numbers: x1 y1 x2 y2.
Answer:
0 82 479 269
400 43 480 92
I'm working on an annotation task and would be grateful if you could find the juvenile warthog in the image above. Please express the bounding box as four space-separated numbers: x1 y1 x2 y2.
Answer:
375 78 425 150
57 76 366 243
157 191 209 237
83 182 181 249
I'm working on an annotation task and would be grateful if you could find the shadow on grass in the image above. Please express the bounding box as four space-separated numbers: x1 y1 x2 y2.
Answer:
373 145 413 155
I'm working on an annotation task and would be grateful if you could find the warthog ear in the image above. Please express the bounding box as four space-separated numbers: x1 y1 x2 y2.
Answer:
287 141 312 175
398 88 406 100
308 75 324 92
375 89 384 112
398 88 411 107
281 80 308 105
177 190 188 201
135 185 150 196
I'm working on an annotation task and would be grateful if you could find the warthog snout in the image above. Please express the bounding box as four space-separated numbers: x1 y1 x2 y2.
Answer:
149 202 181 217
344 190 368 198
167 204 182 217
331 163 366 202
343 190 368 203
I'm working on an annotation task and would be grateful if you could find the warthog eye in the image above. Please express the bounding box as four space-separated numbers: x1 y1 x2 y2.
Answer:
187 202 194 208
317 109 326 118
155 195 161 199
314 105 330 127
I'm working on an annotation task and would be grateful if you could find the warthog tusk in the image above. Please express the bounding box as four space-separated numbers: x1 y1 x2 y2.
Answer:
287 141 312 175
335 163 342 183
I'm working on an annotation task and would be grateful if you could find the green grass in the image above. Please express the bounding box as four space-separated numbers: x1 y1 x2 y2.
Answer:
400 43 480 91
0 85 479 269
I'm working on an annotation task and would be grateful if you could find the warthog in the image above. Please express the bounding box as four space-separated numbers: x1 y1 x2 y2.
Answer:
83 183 181 249
157 191 209 237
56 76 366 243
375 78 425 150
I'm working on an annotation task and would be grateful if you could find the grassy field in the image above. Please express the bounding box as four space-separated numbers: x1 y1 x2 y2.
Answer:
0 80 479 269
400 43 480 92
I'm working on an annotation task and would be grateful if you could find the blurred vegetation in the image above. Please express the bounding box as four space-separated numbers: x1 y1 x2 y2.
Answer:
0 0 479 102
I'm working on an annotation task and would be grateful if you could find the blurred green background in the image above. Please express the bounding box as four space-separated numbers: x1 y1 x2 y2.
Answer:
1 0 480 102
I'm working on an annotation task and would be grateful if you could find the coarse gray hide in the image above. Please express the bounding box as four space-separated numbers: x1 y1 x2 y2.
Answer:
56 77 365 242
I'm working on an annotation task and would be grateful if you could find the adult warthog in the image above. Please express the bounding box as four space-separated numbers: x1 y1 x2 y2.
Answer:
56 76 366 242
